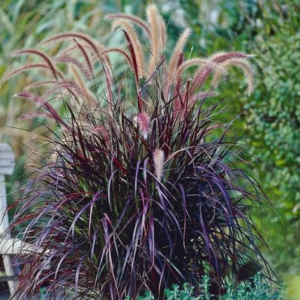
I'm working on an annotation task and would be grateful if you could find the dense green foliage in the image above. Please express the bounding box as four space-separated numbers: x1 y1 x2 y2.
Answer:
248 27 300 273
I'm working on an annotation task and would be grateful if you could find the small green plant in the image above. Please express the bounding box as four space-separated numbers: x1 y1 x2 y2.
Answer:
3 4 272 300
136 273 286 300
220 273 286 300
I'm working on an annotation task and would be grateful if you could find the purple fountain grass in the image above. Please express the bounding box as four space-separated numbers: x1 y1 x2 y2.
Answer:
2 4 272 300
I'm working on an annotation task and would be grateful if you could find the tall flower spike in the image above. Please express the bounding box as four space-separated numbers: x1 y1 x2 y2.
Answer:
137 112 151 139
175 58 219 82
112 19 144 78
55 55 92 79
146 4 160 79
158 15 167 58
211 58 254 95
0 64 60 85
105 13 151 37
153 149 165 181
168 28 192 81
10 49 60 80
211 51 254 63
40 32 111 68
69 65 97 109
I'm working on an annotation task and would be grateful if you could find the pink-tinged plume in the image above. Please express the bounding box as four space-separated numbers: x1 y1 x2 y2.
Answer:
153 149 165 181
137 112 150 139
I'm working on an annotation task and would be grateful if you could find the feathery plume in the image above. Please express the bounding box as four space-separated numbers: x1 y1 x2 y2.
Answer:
212 58 254 95
175 58 217 82
1 64 61 84
56 44 81 56
137 112 151 139
158 15 167 58
41 33 113 111
14 92 69 129
69 65 97 108
153 149 165 181
56 42 110 71
191 66 212 92
211 51 254 63
72 39 94 76
57 43 95 72
54 55 92 79
191 52 253 92
10 49 60 80
14 92 47 107
168 28 192 81
105 13 151 37
120 30 140 86
40 32 97 49
40 33 110 69
146 4 160 79
43 81 85 98
112 20 144 78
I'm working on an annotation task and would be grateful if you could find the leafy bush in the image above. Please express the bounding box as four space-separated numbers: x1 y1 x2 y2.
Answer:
4 4 272 299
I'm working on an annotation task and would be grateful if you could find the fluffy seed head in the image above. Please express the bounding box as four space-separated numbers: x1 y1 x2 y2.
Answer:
137 112 151 139
153 149 165 181
169 28 192 81
146 4 160 79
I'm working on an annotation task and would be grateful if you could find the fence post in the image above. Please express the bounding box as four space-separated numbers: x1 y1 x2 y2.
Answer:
0 143 18 299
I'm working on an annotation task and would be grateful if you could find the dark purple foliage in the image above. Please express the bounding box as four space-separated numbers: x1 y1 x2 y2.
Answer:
4 5 272 299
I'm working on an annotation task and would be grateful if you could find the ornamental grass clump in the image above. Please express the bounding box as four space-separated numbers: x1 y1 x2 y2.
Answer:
3 4 271 299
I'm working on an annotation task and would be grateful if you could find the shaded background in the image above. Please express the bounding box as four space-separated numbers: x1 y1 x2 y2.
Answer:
0 0 299 298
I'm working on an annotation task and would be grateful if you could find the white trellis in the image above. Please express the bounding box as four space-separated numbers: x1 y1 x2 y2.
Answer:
0 143 18 298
